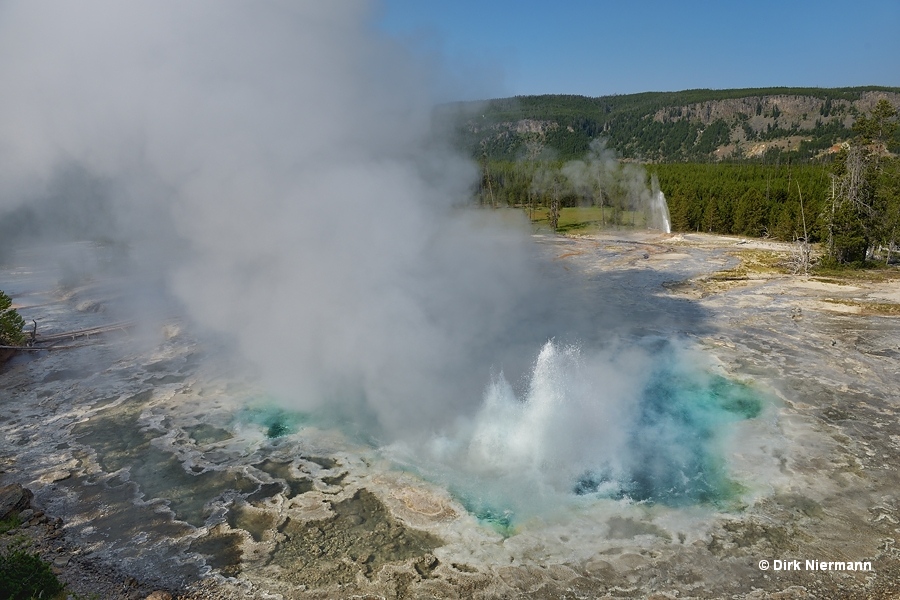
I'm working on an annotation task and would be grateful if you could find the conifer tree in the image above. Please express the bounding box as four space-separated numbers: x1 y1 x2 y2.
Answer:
0 291 26 347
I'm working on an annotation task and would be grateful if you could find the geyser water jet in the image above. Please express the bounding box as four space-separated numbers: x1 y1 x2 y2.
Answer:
649 174 672 233
387 338 766 527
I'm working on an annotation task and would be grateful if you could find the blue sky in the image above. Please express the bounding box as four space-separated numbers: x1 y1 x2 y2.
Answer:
376 0 900 100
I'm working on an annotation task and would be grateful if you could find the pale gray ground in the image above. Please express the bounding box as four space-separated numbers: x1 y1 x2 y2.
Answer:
1 233 899 599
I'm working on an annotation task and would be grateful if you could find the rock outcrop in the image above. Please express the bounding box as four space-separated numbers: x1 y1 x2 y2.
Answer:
0 482 33 520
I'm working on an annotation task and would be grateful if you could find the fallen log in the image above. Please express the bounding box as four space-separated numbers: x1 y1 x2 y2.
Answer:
32 320 134 344
0 321 135 359
0 343 95 351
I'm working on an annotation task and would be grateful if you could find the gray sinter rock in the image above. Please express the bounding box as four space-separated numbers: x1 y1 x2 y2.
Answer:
0 483 33 520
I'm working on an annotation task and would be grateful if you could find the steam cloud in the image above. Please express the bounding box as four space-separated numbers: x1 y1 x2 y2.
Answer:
558 139 671 232
0 2 714 515
0 1 555 438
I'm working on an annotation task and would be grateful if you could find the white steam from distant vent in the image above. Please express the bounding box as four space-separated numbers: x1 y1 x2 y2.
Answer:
560 139 671 232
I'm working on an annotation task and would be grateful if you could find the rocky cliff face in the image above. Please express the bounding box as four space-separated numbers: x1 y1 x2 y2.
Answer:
655 91 899 132
464 89 900 161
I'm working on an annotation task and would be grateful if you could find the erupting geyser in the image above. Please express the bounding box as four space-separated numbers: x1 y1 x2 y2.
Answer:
650 173 672 233
387 338 766 529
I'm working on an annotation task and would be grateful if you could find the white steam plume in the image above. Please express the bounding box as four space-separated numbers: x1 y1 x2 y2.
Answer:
559 139 670 232
0 3 701 512
0 1 548 439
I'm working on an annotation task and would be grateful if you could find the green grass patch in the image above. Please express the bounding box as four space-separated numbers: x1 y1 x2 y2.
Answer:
0 542 64 600
812 261 900 282
822 298 900 316
709 250 791 282
809 277 853 286
0 514 21 535
528 206 654 234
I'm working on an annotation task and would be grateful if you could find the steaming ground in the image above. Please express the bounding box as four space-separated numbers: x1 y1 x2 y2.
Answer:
3 232 900 599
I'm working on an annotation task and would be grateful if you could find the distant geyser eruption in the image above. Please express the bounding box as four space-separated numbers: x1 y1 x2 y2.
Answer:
650 173 672 233
560 139 672 233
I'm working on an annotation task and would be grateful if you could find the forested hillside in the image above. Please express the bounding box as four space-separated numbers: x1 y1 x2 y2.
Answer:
469 97 900 266
445 87 900 163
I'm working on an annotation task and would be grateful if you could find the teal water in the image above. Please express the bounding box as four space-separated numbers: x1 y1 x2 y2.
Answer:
235 342 767 534
460 344 767 531
575 365 762 507
236 399 309 438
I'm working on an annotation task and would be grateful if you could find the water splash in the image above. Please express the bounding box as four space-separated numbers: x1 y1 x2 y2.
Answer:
464 342 628 484
390 339 765 527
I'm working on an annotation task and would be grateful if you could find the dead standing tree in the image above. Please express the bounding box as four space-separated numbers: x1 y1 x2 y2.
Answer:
531 167 567 231
788 181 814 275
